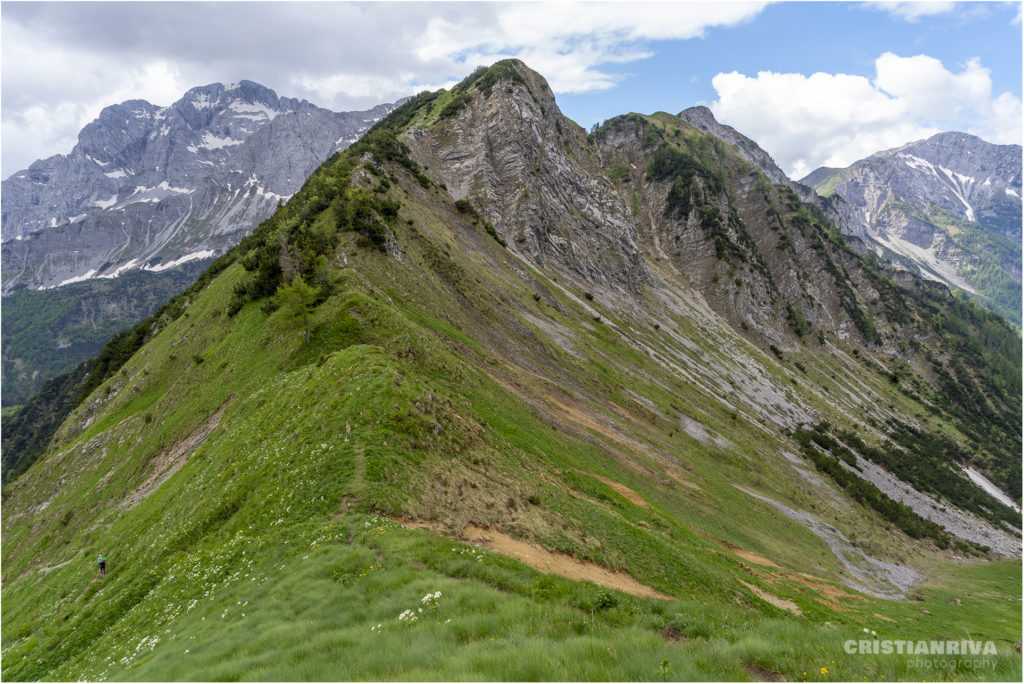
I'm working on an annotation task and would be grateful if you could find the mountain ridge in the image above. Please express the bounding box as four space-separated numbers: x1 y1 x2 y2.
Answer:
1 80 401 291
2 60 1020 682
800 131 1022 325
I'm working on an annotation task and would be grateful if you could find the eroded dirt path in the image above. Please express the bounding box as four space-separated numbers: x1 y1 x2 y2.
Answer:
393 516 673 600
120 404 227 510
462 524 673 599
739 579 802 615
587 472 650 508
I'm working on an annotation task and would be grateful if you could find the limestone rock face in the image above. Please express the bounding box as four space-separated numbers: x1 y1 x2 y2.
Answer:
404 65 650 296
801 132 1022 322
2 81 400 292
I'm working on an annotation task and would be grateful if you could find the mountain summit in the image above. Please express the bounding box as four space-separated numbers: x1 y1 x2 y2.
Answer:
1 81 399 291
2 61 1020 681
801 132 1022 324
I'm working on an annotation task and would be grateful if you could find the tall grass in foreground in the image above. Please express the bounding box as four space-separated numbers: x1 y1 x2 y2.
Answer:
33 515 1012 682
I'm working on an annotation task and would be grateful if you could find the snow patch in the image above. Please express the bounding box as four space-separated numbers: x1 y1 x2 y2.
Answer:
92 194 118 209
228 101 280 121
190 92 218 110
68 213 88 223
86 155 109 167
57 269 98 287
143 250 215 272
255 186 291 203
187 132 244 152
105 170 128 179
901 154 940 179
1006 188 1019 198
97 259 139 279
901 154 979 222
49 217 57 227
937 166 976 221
157 181 192 194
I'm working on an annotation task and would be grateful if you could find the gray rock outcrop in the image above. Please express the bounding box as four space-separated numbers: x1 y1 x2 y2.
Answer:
800 132 1022 322
2 81 400 292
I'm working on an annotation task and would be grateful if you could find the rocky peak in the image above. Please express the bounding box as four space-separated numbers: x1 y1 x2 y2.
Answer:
173 80 313 131
801 131 1022 324
677 106 797 192
404 60 649 294
2 82 401 291
676 106 869 244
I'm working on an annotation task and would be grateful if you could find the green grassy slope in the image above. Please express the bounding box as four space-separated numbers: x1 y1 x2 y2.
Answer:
2 62 1020 681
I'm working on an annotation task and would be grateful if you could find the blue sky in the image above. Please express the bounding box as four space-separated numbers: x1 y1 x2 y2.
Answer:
560 1 1022 127
556 1 1022 176
3 1 1021 179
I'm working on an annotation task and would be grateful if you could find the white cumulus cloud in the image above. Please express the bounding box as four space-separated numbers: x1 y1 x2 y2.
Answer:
413 1 770 94
867 2 958 22
709 52 1022 179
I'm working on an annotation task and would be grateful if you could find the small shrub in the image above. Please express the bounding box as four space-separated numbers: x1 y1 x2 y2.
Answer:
594 589 619 611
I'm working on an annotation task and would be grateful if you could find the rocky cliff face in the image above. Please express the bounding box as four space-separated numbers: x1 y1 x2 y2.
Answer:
676 107 872 245
391 65 1019 542
1 81 399 292
405 67 649 296
801 133 1022 324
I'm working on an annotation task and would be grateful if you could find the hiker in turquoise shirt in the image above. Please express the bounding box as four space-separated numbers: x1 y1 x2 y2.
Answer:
97 555 106 575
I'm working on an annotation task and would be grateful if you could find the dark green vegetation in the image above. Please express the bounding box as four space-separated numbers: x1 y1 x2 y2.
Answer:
1 360 92 485
793 424 984 551
3 61 1020 681
1 263 209 406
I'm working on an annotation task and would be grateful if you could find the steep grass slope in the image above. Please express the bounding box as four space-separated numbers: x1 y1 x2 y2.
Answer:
2 61 1020 681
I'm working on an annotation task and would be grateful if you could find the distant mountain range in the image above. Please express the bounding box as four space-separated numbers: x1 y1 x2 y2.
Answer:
2 80 399 292
1 81 400 405
801 133 1022 325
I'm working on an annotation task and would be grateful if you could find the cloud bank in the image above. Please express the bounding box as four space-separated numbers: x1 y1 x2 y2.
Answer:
710 52 1022 179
